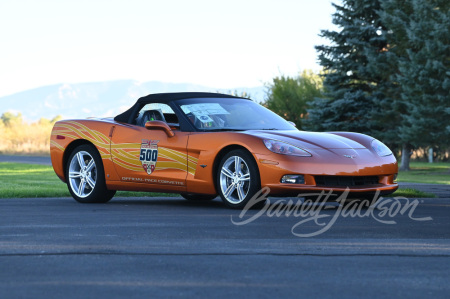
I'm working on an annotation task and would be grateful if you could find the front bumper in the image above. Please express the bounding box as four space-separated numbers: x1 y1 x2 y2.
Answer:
254 149 398 196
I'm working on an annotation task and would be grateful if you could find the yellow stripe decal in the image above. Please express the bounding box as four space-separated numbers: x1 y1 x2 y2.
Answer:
51 121 198 176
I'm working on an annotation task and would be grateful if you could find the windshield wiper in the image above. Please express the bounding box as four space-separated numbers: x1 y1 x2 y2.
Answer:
203 128 281 132
204 128 244 132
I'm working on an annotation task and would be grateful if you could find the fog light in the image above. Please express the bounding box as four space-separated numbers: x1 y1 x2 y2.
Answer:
393 173 398 182
281 175 305 184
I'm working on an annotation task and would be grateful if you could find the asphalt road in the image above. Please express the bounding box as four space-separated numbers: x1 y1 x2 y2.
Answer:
0 155 51 165
0 196 449 298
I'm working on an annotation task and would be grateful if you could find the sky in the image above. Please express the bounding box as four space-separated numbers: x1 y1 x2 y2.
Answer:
0 0 338 98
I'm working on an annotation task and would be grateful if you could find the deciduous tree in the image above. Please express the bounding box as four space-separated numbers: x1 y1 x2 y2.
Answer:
264 70 322 129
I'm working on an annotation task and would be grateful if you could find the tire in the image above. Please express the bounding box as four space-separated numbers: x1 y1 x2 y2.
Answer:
65 144 116 203
181 193 217 201
216 149 264 209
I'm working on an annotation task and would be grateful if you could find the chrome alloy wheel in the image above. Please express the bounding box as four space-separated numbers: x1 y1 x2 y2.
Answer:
219 156 251 204
68 151 97 198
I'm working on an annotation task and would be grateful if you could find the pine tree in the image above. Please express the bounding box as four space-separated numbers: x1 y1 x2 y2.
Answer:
380 0 450 170
307 0 393 138
309 0 449 170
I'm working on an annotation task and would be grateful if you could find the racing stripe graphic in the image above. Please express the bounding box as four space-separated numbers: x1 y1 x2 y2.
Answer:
52 121 111 159
51 121 198 176
50 140 65 152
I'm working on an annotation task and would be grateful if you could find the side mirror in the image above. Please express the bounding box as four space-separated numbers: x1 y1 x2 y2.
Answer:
287 121 296 127
145 120 175 137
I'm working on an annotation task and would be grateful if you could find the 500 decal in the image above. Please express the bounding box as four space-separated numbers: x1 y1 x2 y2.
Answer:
140 139 159 175
139 149 158 162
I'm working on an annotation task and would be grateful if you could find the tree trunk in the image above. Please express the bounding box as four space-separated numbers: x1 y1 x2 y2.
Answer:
399 144 411 171
428 148 433 163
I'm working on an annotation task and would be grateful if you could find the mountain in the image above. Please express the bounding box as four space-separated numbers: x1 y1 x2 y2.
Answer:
0 80 266 121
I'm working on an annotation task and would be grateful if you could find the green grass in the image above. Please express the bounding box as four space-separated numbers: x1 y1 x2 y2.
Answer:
392 188 435 198
0 162 179 198
397 162 450 185
1 160 448 199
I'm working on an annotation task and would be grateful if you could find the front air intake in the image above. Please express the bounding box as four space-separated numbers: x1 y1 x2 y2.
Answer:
314 176 380 187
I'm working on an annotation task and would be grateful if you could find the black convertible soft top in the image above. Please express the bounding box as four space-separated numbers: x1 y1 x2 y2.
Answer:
114 92 246 124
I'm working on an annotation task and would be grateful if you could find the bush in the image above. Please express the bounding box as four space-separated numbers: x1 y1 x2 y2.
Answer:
0 113 61 156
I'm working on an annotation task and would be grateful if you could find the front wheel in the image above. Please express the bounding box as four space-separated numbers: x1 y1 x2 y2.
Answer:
66 144 116 203
217 149 264 209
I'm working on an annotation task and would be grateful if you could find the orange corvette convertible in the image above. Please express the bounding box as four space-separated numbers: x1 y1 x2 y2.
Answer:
50 92 398 209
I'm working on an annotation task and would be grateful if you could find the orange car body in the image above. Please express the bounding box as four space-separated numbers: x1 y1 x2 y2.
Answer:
50 92 398 199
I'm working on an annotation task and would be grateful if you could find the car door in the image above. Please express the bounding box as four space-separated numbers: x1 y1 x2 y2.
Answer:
110 104 190 189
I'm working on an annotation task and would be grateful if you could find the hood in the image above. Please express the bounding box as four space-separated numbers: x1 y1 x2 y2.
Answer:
245 130 366 150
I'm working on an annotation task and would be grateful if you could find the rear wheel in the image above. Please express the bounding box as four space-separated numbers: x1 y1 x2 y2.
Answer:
66 144 116 203
181 193 217 201
217 149 264 209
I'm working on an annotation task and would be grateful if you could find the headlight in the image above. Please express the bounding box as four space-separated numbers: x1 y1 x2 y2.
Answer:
263 139 311 157
371 139 392 156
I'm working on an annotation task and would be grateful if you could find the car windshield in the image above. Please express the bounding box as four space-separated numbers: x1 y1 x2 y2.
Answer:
175 98 296 131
